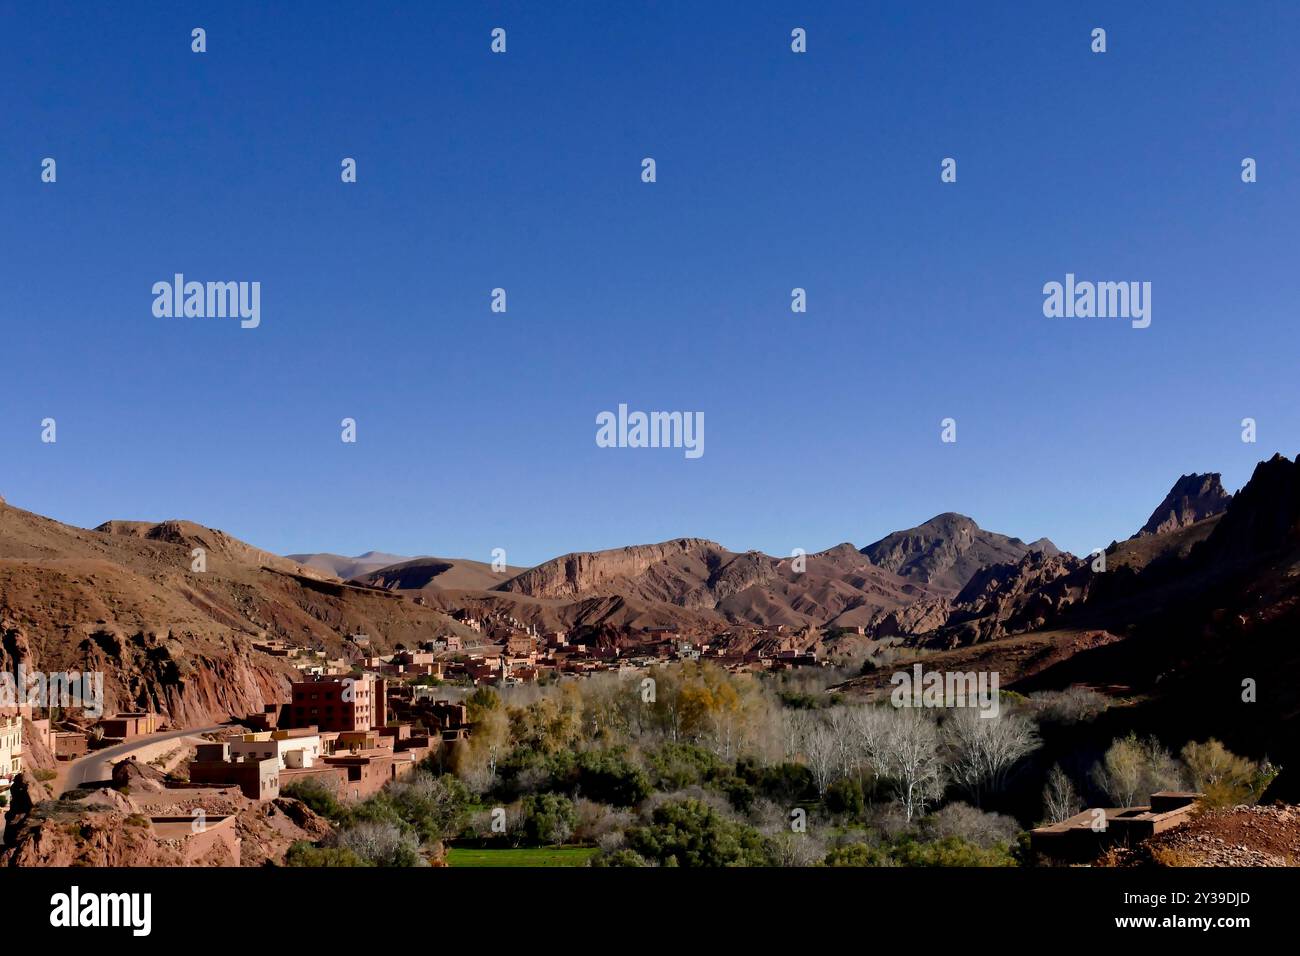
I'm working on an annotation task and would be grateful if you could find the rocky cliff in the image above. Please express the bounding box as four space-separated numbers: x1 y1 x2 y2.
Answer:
1135 473 1231 537
860 513 1058 593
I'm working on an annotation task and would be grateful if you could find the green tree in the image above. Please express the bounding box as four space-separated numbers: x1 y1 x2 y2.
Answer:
647 742 726 790
574 748 652 807
824 777 865 818
521 792 578 845
385 772 473 844
624 799 774 867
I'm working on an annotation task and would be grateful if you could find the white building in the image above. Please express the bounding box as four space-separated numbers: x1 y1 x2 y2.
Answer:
230 730 321 770
0 710 22 778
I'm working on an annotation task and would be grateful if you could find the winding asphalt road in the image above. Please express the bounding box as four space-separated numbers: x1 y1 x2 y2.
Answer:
63 724 225 790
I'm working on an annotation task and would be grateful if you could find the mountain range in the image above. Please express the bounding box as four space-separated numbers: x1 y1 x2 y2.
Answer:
4 457 1299 794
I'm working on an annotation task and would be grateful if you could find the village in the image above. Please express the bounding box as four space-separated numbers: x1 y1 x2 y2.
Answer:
0 612 832 844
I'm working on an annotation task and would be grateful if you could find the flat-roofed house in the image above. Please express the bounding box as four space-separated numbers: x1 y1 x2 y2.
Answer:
1030 792 1201 862
230 729 322 770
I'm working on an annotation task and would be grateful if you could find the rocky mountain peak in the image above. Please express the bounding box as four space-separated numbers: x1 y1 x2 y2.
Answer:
1136 472 1231 537
860 513 1055 593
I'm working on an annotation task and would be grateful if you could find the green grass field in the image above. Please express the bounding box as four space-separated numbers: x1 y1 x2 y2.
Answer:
446 846 598 868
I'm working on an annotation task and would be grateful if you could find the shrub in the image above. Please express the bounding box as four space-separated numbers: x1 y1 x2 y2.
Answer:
282 777 346 822
624 799 774 867
1026 687 1110 725
573 797 631 846
520 792 577 845
718 776 756 813
647 742 726 791
824 777 865 818
333 821 425 866
284 840 369 867
824 833 1016 868
888 836 1016 867
1150 846 1200 867
920 803 1021 849
573 748 651 807
734 758 815 805
823 843 886 867
1180 739 1259 808
384 772 473 844
591 848 651 867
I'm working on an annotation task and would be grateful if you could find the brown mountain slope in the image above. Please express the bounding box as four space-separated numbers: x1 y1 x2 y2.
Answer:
285 550 411 580
360 556 526 592
0 501 471 725
859 513 1058 593
856 473 1242 648
492 538 935 628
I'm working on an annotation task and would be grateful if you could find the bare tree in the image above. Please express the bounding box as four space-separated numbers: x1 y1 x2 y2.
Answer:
849 704 892 771
803 718 841 796
826 706 861 782
781 708 813 761
945 709 1041 806
1042 763 1082 823
859 708 945 822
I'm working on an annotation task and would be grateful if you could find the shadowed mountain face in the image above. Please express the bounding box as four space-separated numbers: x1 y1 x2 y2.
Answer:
840 455 1300 788
1194 454 1300 563
360 556 525 592
286 551 410 581
859 513 1059 593
1135 473 1231 537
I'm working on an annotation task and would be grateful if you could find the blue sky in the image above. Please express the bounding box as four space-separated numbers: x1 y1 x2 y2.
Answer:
3 1 1298 566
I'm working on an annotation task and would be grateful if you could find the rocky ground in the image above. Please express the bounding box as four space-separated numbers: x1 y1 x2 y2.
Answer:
1105 804 1300 867
1 757 331 867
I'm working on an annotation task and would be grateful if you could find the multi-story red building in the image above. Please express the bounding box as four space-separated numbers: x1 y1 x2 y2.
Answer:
290 675 376 732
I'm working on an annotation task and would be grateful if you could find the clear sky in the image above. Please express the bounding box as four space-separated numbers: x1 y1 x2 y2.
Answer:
4 1 1298 566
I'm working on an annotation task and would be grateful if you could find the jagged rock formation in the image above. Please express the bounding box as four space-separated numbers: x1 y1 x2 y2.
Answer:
870 597 953 639
865 550 1090 647
936 551 1091 645
860 513 1058 592
1135 473 1231 537
1195 454 1300 563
